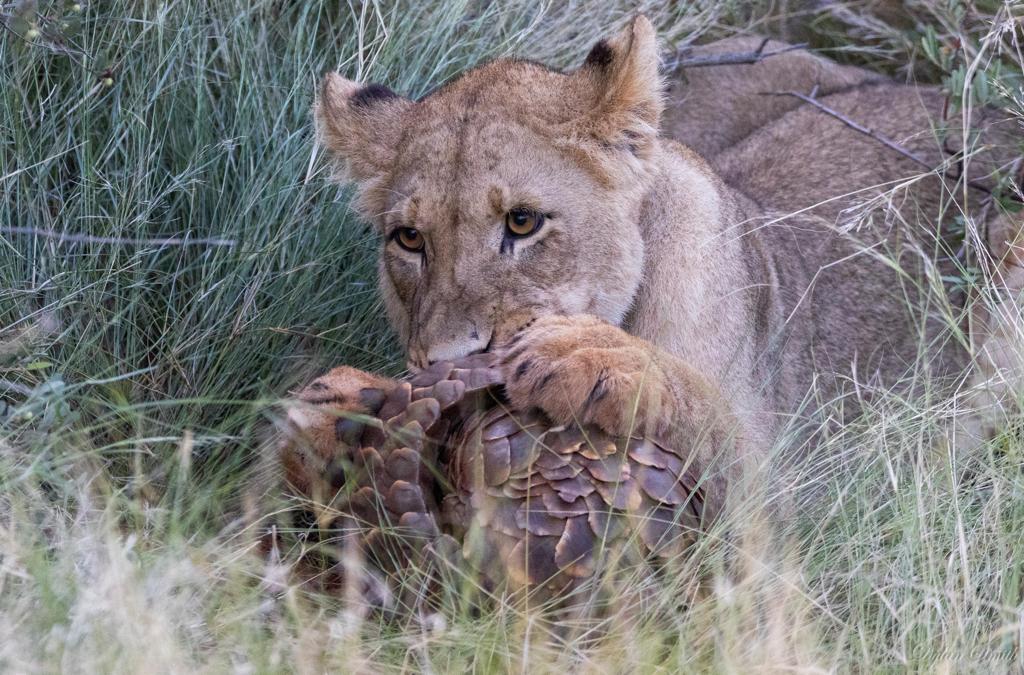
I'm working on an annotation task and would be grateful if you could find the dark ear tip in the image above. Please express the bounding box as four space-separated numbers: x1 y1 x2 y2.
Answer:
350 83 401 108
584 39 615 69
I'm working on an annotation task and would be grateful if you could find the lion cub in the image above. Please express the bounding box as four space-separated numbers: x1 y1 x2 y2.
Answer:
312 17 1022 501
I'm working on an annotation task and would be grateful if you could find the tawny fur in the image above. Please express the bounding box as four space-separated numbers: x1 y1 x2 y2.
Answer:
312 19 1023 497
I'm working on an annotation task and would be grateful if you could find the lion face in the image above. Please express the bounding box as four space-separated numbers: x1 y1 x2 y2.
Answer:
369 93 651 367
315 18 662 366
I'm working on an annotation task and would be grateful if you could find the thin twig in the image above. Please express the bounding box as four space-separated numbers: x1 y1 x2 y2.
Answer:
762 88 933 168
1 226 237 248
664 38 808 70
760 89 996 196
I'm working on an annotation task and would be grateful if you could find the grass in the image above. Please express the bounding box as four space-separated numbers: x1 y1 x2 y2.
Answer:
1 0 1022 671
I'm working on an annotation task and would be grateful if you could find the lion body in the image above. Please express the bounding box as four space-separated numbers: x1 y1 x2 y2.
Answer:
313 21 1022 498
665 37 1021 447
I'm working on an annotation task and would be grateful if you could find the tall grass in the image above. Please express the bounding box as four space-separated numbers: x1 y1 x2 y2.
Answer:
1 0 1021 671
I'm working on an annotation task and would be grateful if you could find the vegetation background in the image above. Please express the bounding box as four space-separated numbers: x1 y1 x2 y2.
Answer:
1 0 1022 671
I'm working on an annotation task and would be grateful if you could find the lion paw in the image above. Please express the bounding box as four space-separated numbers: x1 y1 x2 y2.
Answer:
279 366 396 497
499 315 675 438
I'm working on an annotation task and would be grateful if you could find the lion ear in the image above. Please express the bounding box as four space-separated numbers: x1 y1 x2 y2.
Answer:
314 73 412 183
568 16 663 164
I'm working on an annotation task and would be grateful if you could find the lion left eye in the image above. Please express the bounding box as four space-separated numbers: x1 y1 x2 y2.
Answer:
504 208 544 238
394 227 424 252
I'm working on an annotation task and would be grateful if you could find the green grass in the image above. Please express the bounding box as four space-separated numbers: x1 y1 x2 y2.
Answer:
1 0 1022 671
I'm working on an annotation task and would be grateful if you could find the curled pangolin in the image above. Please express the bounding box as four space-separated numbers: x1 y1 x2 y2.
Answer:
276 353 715 601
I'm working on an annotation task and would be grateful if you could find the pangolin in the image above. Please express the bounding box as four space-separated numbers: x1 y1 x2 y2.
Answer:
276 353 715 601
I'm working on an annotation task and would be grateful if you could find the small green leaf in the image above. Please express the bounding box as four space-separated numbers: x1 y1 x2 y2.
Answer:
920 27 939 65
25 360 52 371
973 72 990 105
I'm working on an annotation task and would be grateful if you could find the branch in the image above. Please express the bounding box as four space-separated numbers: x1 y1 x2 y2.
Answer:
1 226 237 248
664 38 809 70
760 88 995 196
762 87 932 168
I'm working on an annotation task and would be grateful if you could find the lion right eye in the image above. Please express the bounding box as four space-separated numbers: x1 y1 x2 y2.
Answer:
505 208 544 238
393 227 424 253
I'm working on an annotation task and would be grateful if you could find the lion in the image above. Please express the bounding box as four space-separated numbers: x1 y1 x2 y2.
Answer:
309 17 1022 509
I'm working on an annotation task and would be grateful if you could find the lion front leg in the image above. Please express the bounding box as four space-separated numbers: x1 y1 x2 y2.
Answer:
498 315 739 453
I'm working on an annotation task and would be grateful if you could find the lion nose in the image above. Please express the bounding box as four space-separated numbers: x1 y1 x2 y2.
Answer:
425 332 491 365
